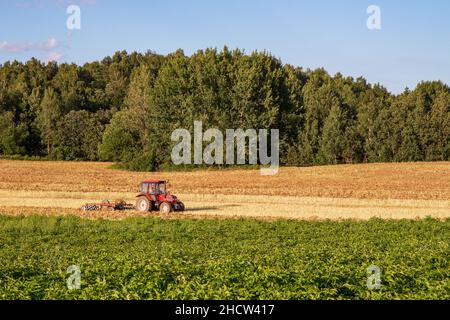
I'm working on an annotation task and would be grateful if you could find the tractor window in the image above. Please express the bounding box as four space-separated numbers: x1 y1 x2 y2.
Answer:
139 182 166 194
140 183 150 193
157 183 166 194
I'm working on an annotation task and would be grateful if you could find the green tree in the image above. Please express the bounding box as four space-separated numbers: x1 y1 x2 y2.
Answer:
427 91 450 160
99 64 157 169
0 111 28 155
297 70 337 164
36 88 61 155
357 85 393 162
54 110 107 160
319 105 358 164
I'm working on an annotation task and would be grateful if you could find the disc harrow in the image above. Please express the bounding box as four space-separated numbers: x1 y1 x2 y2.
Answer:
81 199 135 211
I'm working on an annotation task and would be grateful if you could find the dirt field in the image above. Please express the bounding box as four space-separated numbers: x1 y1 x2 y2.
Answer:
0 160 449 220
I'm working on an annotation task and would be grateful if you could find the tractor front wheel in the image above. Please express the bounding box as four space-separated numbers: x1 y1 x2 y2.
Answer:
136 197 151 212
160 202 172 214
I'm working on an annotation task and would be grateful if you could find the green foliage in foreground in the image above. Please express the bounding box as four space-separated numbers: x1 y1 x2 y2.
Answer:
0 215 448 300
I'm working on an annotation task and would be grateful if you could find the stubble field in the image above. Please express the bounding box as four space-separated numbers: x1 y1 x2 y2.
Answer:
0 160 449 221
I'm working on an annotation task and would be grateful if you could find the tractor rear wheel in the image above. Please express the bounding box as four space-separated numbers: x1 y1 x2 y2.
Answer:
160 202 172 214
136 197 151 212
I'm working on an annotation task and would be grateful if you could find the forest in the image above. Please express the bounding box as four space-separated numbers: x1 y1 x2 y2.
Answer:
0 48 448 170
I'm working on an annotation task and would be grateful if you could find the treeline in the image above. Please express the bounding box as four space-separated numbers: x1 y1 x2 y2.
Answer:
0 48 449 170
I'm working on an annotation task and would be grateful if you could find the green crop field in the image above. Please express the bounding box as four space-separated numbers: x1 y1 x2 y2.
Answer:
0 215 448 300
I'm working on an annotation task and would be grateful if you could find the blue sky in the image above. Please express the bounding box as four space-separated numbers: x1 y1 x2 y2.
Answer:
0 0 449 93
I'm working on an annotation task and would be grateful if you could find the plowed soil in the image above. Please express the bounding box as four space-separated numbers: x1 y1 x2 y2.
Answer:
0 160 449 220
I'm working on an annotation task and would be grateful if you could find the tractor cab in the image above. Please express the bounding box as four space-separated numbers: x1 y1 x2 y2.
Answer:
136 180 185 213
139 180 166 195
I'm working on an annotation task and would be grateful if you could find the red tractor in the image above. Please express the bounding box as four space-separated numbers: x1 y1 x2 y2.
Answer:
135 180 185 214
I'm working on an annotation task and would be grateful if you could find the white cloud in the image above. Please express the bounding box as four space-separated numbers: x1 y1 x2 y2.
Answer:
41 37 58 51
0 37 58 54
0 41 33 53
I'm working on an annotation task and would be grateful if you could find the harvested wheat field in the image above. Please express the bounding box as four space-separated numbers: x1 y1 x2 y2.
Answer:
0 160 449 220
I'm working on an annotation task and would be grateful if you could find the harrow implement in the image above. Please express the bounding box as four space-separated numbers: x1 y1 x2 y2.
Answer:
81 199 135 211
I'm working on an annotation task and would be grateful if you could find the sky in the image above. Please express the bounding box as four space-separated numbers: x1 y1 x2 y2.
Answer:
0 0 449 94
